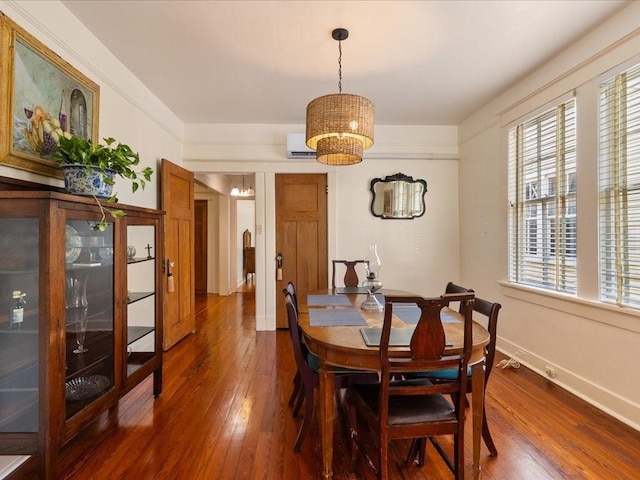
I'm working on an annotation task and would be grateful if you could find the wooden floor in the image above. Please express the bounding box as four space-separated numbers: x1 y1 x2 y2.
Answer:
60 287 640 480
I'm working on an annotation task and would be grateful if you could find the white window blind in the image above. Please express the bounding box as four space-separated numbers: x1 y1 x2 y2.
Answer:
508 99 577 293
599 63 640 308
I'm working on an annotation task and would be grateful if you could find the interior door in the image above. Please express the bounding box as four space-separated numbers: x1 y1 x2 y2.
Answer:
161 159 195 349
275 174 328 328
194 199 207 294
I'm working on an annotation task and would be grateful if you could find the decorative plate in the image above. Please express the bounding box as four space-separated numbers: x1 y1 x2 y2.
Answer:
66 225 82 264
65 375 110 401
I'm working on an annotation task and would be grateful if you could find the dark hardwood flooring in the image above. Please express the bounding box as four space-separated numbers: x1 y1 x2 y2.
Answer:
60 286 640 479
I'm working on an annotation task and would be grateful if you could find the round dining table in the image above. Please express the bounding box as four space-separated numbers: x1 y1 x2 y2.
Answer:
298 289 490 480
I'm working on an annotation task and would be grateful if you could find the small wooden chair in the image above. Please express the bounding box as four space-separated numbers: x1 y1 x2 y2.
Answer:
345 293 475 479
283 282 302 410
407 292 502 462
284 291 377 451
444 281 475 314
331 260 368 289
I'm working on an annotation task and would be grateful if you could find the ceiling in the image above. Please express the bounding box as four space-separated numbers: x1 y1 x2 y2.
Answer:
61 0 628 127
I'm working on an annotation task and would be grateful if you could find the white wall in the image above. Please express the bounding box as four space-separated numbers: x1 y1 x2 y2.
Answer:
183 124 460 330
459 2 640 429
0 1 184 202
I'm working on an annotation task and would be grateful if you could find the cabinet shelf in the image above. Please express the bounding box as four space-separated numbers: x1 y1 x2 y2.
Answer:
128 256 155 265
127 326 154 345
127 292 154 304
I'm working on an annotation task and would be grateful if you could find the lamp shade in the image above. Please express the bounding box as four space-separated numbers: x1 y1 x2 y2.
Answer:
306 93 374 165
316 136 363 165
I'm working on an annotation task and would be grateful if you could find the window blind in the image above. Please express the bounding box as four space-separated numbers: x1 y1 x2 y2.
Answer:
599 63 640 308
508 99 577 293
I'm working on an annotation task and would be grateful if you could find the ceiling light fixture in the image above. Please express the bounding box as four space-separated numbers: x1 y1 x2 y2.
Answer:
231 175 254 197
306 28 374 166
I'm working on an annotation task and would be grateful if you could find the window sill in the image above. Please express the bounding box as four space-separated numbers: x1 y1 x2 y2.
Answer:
498 281 640 333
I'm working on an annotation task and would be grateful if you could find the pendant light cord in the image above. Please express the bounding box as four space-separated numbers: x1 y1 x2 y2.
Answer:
337 39 342 94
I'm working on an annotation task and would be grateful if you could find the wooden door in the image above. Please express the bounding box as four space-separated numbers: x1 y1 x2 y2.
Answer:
194 200 207 294
275 174 328 328
161 159 195 350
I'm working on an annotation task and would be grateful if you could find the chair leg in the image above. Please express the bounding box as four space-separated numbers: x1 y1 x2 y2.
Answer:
293 382 314 451
380 430 389 480
482 405 498 457
406 438 426 466
347 400 359 473
288 371 301 408
454 431 464 480
292 383 305 418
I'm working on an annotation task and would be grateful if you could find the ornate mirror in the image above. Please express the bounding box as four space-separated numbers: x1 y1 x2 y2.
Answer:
369 172 427 219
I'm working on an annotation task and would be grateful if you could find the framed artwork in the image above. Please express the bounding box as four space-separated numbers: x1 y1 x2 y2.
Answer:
0 13 99 178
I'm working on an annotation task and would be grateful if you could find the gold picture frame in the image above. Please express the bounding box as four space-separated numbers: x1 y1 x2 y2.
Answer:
0 12 99 178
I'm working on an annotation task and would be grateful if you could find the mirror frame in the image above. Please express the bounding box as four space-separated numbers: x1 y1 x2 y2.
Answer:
369 172 427 219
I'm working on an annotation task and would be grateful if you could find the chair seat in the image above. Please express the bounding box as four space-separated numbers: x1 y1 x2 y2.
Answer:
349 382 457 426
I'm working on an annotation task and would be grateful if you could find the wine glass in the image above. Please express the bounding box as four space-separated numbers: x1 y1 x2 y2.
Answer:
69 307 89 354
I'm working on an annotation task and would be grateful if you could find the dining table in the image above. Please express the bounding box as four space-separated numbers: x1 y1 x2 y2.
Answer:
298 288 490 480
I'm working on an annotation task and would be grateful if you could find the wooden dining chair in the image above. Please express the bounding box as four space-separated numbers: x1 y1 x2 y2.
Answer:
284 291 378 451
283 282 302 411
407 295 502 462
331 260 368 289
345 293 475 479
444 281 475 314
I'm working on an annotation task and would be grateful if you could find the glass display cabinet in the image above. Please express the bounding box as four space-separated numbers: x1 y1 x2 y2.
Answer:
0 191 163 479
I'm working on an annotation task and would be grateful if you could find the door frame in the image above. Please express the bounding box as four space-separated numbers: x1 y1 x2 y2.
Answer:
261 171 337 330
186 168 337 331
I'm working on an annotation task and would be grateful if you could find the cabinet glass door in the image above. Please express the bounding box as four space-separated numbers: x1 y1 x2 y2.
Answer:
126 225 156 377
64 220 114 420
0 217 39 433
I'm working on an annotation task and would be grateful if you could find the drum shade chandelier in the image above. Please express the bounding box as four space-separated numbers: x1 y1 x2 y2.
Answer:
306 28 374 166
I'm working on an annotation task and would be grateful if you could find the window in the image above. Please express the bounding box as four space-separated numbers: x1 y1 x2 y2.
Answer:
599 62 640 308
508 99 577 293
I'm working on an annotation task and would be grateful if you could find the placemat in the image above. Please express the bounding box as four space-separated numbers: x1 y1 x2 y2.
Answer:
335 287 369 294
361 327 415 346
392 304 421 323
307 294 352 307
392 305 461 324
360 327 454 347
309 308 367 326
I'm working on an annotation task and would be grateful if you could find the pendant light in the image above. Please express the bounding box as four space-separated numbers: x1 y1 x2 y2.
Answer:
306 28 374 166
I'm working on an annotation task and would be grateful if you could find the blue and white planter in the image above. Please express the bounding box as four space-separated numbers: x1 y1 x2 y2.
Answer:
60 164 115 199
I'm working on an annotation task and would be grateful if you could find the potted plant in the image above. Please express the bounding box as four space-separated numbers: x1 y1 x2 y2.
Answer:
52 135 154 231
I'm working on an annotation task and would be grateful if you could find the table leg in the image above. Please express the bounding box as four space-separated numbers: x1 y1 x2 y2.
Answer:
471 361 485 480
319 365 335 479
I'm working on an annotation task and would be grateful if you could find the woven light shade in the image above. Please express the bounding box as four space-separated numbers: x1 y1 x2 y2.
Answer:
316 136 363 166
306 93 374 165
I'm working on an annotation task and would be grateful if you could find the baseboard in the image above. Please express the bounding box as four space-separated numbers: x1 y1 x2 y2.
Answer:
497 338 640 431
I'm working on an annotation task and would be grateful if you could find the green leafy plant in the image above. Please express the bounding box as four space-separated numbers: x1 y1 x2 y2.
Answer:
53 135 154 230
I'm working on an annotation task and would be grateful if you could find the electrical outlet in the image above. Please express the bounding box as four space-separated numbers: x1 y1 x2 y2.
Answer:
545 366 557 378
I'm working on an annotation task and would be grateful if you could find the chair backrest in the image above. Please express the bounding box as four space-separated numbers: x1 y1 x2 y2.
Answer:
472 296 501 379
445 281 474 314
331 260 368 288
381 294 475 399
283 281 298 312
284 291 313 377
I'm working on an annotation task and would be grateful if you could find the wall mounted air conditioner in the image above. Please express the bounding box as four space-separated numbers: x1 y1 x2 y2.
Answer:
286 133 315 159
